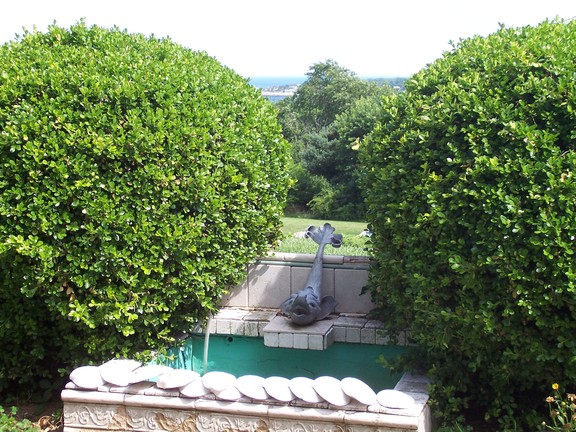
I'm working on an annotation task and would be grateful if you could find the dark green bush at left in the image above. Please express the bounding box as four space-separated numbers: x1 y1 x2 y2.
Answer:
0 22 291 393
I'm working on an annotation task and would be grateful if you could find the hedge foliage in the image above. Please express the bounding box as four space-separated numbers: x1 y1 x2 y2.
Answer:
0 22 291 392
361 20 576 428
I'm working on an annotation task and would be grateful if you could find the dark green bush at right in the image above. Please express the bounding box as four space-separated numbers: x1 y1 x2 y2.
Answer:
361 20 576 428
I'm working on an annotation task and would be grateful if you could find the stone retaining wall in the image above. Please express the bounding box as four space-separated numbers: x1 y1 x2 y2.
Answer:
221 253 374 314
62 360 431 432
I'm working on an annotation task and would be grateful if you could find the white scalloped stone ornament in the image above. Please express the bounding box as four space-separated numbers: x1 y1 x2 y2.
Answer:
99 359 142 387
70 366 106 389
236 375 269 400
129 364 172 384
376 389 415 409
101 358 141 371
156 369 200 389
264 376 295 402
202 371 237 393
289 377 323 403
215 386 244 401
341 377 377 405
313 376 351 406
180 378 210 398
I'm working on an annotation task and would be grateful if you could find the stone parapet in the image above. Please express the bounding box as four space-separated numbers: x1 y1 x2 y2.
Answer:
221 253 374 314
62 359 431 432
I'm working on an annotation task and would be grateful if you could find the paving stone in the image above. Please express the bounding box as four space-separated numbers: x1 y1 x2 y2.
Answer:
244 321 260 337
360 327 376 344
293 333 308 349
278 333 294 348
346 327 361 343
263 331 279 347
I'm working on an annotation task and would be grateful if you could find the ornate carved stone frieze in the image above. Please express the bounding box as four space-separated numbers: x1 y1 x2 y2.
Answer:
63 403 127 430
196 413 268 432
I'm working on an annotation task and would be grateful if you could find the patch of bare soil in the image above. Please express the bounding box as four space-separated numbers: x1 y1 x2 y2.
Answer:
12 397 63 432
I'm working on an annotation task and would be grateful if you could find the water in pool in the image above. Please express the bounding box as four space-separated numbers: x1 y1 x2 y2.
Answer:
163 334 404 391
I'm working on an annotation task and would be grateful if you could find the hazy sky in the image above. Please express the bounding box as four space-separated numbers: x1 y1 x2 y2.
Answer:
0 1 574 78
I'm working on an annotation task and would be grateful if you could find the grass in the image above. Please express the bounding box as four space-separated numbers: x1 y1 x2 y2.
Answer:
275 217 370 256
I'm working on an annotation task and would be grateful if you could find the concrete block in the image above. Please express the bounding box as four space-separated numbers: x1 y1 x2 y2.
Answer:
364 320 384 330
375 329 390 345
334 316 367 328
322 268 336 299
308 334 324 350
333 326 346 342
244 321 260 337
258 321 269 336
278 333 294 348
248 264 291 308
360 327 376 345
290 266 310 295
244 309 278 322
215 319 231 335
293 333 308 349
346 327 361 343
263 316 334 336
334 268 374 314
290 266 335 298
324 327 334 349
220 277 249 307
264 332 279 348
215 308 249 320
229 320 245 335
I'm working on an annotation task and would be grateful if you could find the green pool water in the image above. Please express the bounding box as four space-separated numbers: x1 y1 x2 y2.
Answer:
164 334 405 391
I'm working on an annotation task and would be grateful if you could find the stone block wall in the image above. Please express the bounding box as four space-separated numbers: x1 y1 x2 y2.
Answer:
221 253 374 314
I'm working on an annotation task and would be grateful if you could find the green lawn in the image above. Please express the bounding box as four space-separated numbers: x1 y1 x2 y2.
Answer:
275 217 370 256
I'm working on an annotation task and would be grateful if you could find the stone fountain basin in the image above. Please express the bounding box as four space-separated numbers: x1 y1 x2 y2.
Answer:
61 308 431 432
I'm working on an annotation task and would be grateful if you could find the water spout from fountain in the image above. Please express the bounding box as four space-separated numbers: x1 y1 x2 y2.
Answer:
203 313 214 375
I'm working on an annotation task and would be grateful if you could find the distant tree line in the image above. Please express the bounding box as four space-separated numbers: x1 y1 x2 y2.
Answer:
367 77 406 91
276 60 404 221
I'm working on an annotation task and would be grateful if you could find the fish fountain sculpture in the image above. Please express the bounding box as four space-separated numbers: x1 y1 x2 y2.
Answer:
280 223 343 326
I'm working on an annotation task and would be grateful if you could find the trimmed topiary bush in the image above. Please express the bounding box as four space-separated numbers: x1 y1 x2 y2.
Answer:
0 22 291 392
361 19 576 428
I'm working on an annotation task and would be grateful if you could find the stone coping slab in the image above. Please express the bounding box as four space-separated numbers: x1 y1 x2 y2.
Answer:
261 252 372 266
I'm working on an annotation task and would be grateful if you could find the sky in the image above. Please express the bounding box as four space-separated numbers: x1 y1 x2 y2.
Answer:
0 0 574 79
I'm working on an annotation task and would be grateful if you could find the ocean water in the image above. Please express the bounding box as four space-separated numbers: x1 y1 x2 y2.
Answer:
249 76 306 89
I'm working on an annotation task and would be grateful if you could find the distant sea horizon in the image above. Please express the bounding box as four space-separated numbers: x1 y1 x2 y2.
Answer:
248 75 407 89
248 75 408 102
248 76 307 89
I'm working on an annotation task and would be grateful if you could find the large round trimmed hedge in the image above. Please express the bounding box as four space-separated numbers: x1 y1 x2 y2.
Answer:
361 20 576 427
0 22 291 391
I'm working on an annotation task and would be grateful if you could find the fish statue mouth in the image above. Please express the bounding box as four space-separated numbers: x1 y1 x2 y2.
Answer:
287 313 317 326
291 306 311 316
280 287 337 326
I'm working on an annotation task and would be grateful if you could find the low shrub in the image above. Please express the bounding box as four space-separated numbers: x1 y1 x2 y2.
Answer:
0 406 37 432
361 19 576 428
0 22 291 392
